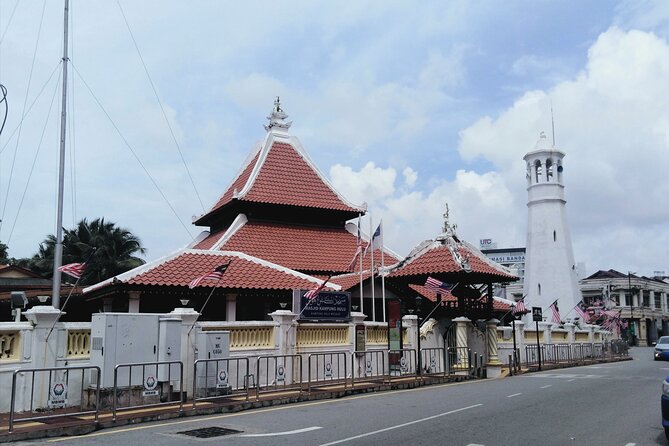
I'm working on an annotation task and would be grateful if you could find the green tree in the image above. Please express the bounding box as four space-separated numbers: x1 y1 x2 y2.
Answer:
32 218 146 285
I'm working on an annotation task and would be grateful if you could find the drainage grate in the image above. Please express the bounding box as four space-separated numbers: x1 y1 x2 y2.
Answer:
177 426 243 438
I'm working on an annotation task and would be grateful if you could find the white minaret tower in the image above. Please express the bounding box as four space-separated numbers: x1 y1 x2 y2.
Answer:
522 132 581 323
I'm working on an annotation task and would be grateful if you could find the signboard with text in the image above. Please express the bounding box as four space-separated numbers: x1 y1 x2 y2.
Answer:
293 290 351 322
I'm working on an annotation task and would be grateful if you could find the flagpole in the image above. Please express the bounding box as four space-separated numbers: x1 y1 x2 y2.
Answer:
45 280 80 341
188 280 221 335
370 216 375 322
358 214 364 315
298 275 333 317
380 220 386 323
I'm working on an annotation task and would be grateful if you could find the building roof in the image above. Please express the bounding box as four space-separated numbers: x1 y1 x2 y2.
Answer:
194 217 401 275
83 249 341 294
407 284 511 311
388 229 517 284
193 114 364 227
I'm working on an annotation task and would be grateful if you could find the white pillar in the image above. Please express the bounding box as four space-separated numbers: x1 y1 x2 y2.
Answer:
270 310 297 356
563 322 575 344
168 307 200 394
402 315 418 351
226 294 237 322
128 290 141 313
23 306 63 409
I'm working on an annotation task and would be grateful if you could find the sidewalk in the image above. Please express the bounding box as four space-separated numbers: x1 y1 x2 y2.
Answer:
0 374 476 443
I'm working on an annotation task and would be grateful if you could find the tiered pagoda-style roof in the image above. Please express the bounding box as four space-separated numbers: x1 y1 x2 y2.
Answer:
194 98 364 230
84 250 340 294
388 208 517 285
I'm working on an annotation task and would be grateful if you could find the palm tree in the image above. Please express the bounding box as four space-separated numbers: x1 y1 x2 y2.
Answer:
32 218 146 285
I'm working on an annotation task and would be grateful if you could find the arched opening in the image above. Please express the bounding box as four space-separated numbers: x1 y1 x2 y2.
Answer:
553 230 556 242
557 162 563 182
538 283 542 296
534 160 542 183
546 159 553 182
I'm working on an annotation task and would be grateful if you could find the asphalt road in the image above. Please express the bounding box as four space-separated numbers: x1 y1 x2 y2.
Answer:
16 347 668 446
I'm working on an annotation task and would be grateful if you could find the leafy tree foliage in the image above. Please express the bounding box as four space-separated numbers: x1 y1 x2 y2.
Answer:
31 218 146 285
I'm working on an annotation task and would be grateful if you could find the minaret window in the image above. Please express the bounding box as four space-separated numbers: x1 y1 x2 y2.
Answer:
553 230 556 242
546 159 553 182
534 160 542 183
538 283 542 296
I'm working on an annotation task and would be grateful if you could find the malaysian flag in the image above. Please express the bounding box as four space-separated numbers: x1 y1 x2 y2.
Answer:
347 244 363 270
512 296 528 315
424 277 452 294
549 300 561 323
58 262 86 280
574 300 590 322
305 275 332 300
188 262 231 289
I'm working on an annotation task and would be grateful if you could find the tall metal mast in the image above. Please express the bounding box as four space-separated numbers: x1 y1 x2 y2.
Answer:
51 0 70 308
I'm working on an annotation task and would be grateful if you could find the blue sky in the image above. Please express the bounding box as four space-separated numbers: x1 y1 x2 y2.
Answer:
1 1 669 277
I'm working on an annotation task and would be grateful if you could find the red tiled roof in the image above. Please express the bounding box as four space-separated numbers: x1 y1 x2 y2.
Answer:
408 284 510 311
389 240 516 282
197 141 361 224
330 271 373 291
219 220 401 273
86 251 335 292
192 227 229 250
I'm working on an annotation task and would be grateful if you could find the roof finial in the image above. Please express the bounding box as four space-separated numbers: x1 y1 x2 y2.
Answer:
265 96 292 132
442 203 456 235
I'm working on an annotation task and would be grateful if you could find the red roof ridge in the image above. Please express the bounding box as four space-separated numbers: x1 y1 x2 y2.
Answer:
83 248 342 294
210 214 248 250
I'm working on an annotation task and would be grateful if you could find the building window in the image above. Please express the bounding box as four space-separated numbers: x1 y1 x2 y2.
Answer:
534 160 542 183
553 230 556 242
538 283 541 296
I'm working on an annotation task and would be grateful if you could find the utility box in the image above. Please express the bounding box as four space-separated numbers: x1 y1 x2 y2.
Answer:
194 330 230 394
90 313 160 388
158 317 182 381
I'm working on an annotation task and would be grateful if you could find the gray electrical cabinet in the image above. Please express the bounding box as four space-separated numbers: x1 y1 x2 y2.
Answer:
157 317 182 381
194 330 230 393
90 313 160 388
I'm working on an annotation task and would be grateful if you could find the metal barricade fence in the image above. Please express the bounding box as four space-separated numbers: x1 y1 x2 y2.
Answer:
9 365 101 433
553 344 572 364
351 350 388 387
192 357 252 407
307 351 348 392
421 348 446 376
112 360 183 421
388 349 417 380
593 343 603 360
256 354 302 400
525 344 543 367
447 347 471 374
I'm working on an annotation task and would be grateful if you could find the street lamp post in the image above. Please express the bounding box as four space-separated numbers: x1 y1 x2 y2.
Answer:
628 271 636 346
415 296 423 376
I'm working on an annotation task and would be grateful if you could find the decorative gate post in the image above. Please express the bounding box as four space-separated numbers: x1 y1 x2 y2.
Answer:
453 316 470 371
486 318 502 378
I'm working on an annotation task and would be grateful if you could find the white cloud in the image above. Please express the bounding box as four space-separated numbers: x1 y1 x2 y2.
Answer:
458 27 669 274
402 167 417 187
329 162 396 206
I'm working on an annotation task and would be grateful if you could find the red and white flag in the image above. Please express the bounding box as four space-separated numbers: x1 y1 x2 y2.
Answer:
58 262 86 279
188 262 231 289
305 275 332 300
549 300 561 323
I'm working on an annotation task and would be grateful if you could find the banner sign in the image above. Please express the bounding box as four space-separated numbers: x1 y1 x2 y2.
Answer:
216 369 229 388
532 307 543 322
143 375 158 396
293 290 351 321
48 381 67 408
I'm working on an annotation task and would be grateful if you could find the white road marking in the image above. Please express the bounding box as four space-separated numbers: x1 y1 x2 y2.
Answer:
567 379 575 382
241 426 322 437
507 393 522 398
466 444 485 446
318 404 483 446
540 385 552 389
624 443 636 446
